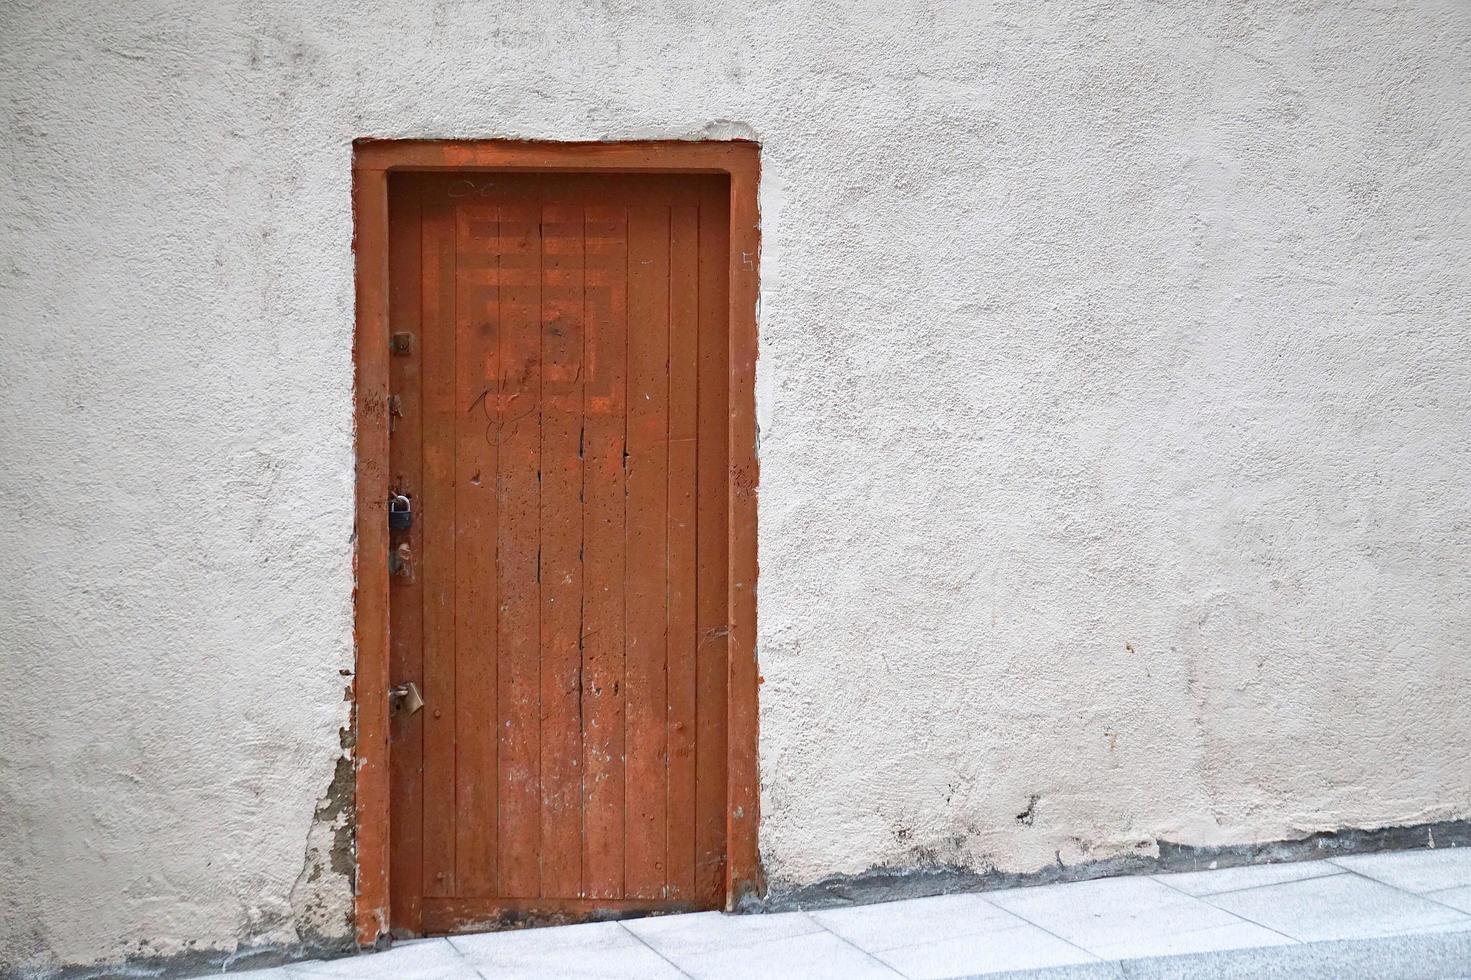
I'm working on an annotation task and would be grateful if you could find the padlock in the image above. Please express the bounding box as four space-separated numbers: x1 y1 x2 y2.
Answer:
388 494 413 531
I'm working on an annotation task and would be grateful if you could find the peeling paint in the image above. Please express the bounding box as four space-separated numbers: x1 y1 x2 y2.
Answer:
287 752 356 948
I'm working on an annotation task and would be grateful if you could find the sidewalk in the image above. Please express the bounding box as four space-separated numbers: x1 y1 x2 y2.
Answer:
224 847 1471 979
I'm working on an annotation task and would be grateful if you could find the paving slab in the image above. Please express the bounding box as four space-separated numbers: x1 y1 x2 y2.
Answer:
983 874 1287 959
622 910 908 979
1201 870 1471 943
1085 918 1294 962
449 920 681 979
810 893 1025 952
656 927 901 979
459 939 682 979
1333 847 1471 894
870 919 1098 978
450 920 638 958
1428 884 1471 915
288 938 469 980
1154 858 1343 897
623 908 825 958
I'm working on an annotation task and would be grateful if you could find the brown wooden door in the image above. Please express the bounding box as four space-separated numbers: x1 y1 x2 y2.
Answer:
384 171 731 934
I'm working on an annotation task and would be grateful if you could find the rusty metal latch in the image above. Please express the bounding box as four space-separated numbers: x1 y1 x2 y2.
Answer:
389 682 424 715
389 542 414 580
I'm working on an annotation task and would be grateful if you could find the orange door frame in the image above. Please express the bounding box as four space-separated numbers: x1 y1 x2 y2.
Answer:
350 139 761 944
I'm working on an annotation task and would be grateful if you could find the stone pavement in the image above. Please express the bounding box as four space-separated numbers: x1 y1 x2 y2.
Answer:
222 847 1471 979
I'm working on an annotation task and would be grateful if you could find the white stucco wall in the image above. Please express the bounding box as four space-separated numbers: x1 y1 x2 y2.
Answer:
4 0 1471 973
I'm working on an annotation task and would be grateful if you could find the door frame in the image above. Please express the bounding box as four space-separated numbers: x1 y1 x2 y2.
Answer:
350 139 761 944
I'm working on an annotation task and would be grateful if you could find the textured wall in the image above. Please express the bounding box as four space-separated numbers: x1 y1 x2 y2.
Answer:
3 0 1470 973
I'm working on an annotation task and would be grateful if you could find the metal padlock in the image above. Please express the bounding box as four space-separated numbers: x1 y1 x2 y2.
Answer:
388 494 412 531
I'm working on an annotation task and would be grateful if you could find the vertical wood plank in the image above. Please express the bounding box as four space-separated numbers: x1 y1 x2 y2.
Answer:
495 201 543 899
581 206 628 899
387 177 425 933
420 184 459 898
538 204 585 898
694 181 731 904
454 203 501 897
726 157 763 907
624 202 671 899
352 164 392 945
665 204 700 900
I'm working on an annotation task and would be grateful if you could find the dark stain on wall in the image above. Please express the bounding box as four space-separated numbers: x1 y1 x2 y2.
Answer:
756 818 1471 912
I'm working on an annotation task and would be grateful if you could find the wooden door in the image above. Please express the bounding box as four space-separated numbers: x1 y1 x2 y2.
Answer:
385 171 731 934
